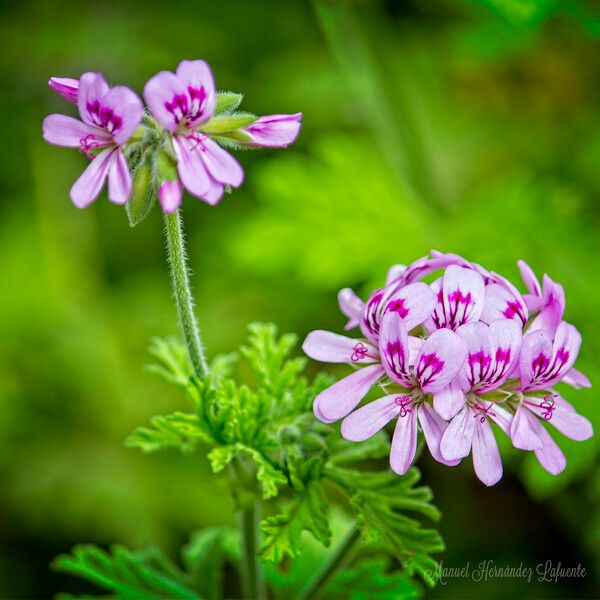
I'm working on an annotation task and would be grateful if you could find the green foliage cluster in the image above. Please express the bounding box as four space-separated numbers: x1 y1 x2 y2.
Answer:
55 324 444 598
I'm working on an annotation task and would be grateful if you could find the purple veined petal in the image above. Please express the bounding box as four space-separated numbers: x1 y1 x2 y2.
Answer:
200 176 225 205
77 72 110 127
303 330 378 364
407 336 424 365
98 85 144 145
158 180 182 214
418 402 461 466
385 264 407 285
430 264 486 330
69 147 115 208
517 259 542 297
479 283 528 328
433 382 466 420
486 402 513 435
519 329 552 390
42 114 110 148
472 418 503 486
48 77 79 103
199 136 244 187
107 149 132 204
313 364 384 422
175 60 216 126
455 321 492 388
562 367 592 389
389 408 419 475
338 288 364 331
542 321 582 387
525 396 593 441
383 282 437 331
341 394 401 442
510 405 544 450
440 405 476 461
244 113 302 148
360 287 387 342
173 135 211 197
527 276 565 336
144 70 188 132
378 312 412 387
529 417 566 475
414 327 468 394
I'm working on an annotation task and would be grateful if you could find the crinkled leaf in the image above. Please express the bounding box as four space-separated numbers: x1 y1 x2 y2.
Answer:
52 545 197 599
145 337 192 389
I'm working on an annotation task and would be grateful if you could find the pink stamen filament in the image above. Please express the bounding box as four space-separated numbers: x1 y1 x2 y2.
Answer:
473 402 496 424
395 395 413 418
351 342 368 362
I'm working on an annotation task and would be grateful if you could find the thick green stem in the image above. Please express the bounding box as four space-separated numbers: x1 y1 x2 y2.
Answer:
238 501 266 600
297 527 361 600
163 210 208 379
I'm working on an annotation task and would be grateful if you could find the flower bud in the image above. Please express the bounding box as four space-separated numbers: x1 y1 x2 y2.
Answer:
241 113 302 148
158 180 182 214
48 77 79 103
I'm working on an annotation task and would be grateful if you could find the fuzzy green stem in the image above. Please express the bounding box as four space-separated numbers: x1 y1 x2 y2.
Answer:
297 527 361 600
238 501 266 600
163 210 208 379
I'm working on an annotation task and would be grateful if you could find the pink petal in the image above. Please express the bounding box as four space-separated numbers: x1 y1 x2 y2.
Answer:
341 394 401 441
378 312 412 387
529 418 566 475
385 264 407 285
158 180 182 214
383 282 437 331
407 336 424 364
433 382 466 420
199 137 244 187
517 259 541 297
440 405 475 461
338 288 364 331
389 409 419 475
48 77 79 103
42 114 109 148
144 70 187 132
77 72 110 127
201 177 225 206
99 85 144 145
313 364 384 422
107 149 132 204
510 405 543 450
244 113 302 148
526 397 593 441
519 329 553 389
303 330 377 364
480 283 528 328
544 322 581 386
563 367 592 389
175 60 216 126
173 136 211 198
472 418 503 486
69 147 114 208
418 403 460 466
528 276 565 336
487 402 513 435
414 328 468 394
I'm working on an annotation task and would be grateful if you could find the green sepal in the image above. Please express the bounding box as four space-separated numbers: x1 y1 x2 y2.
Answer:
215 91 243 114
200 112 257 135
125 160 155 227
156 149 178 182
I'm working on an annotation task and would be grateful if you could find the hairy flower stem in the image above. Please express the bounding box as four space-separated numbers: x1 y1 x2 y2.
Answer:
297 527 361 600
238 501 266 600
163 210 208 379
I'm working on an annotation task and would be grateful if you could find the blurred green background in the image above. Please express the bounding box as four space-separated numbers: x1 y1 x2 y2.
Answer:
1 0 600 597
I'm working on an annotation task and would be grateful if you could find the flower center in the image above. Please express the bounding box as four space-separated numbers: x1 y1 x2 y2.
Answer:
472 402 496 423
394 395 413 418
351 342 368 362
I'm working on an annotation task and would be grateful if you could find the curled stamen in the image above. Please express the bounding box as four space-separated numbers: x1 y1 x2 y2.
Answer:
185 132 207 152
79 134 99 160
351 342 368 362
540 394 556 421
473 402 496 423
395 395 413 418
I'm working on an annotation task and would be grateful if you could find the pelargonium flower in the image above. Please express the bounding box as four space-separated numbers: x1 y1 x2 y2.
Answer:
43 72 143 207
304 251 593 486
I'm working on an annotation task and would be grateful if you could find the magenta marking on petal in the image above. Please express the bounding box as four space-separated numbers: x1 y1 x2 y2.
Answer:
350 342 369 362
384 340 408 381
386 298 409 319
363 291 384 337
184 132 208 152
503 300 527 325
472 402 496 423
86 101 123 133
394 395 413 418
532 352 550 378
468 351 492 386
416 353 444 387
164 93 189 125
187 85 207 120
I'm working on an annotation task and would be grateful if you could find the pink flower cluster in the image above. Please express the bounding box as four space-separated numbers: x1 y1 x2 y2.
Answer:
43 62 302 211
303 252 593 486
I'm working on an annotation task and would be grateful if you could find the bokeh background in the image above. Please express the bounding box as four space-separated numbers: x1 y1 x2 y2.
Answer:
1 0 600 597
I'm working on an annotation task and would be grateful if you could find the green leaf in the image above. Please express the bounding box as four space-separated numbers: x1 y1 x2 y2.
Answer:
51 545 198 599
126 161 155 227
125 412 215 453
214 92 243 114
259 456 331 563
145 337 192 389
181 527 240 599
326 466 443 586
208 443 287 499
325 557 420 600
328 432 390 465
200 112 257 135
